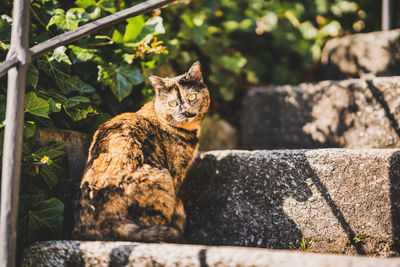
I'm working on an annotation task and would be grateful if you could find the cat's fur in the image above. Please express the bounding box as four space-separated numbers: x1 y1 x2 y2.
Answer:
72 62 209 242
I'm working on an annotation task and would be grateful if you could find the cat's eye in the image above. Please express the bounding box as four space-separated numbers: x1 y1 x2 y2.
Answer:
168 100 178 107
188 93 197 101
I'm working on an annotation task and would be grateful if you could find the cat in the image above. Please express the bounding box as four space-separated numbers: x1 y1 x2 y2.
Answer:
72 62 209 242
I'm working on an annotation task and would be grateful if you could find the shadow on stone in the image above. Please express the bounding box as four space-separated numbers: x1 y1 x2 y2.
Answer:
198 248 209 267
390 152 400 254
307 169 366 255
108 244 135 267
180 151 314 249
65 241 84 267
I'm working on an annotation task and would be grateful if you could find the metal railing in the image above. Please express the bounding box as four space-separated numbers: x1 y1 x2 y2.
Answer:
0 0 173 266
382 0 392 31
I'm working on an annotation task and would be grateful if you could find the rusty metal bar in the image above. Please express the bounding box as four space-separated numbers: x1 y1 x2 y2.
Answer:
382 0 392 31
0 0 31 266
0 0 174 78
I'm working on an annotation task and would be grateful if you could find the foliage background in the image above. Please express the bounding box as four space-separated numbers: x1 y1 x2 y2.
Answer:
0 0 398 251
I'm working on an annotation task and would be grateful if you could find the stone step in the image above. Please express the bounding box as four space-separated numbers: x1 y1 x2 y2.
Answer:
241 76 400 149
180 149 400 256
321 29 400 80
22 241 400 267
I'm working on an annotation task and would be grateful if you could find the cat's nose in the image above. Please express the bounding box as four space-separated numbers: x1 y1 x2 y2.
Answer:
183 111 196 118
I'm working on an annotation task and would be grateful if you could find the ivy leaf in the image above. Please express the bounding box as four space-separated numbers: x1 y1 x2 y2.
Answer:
221 52 247 74
98 65 143 101
65 95 91 109
23 121 36 139
37 89 65 113
66 105 96 121
35 141 68 189
47 8 90 32
26 65 39 89
146 16 166 35
69 45 96 63
0 94 6 127
112 28 124 44
18 197 64 245
123 15 145 42
98 0 117 13
48 98 62 113
52 46 72 65
37 48 72 94
0 131 3 157
0 17 11 50
124 16 165 47
25 92 50 119
63 76 96 94
75 0 96 8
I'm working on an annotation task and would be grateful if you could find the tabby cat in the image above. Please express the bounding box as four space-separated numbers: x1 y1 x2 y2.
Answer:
72 62 209 242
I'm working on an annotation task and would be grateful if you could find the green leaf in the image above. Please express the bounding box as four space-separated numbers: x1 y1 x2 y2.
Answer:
52 46 72 65
67 105 96 121
112 28 124 44
38 88 68 107
23 121 36 139
98 0 116 13
124 16 165 47
221 52 247 74
98 65 143 101
37 49 72 94
18 198 64 244
47 8 90 31
75 0 96 8
63 76 96 94
26 65 39 89
0 17 11 49
88 6 101 20
35 141 68 189
66 95 90 109
25 92 50 119
123 15 145 42
69 45 96 63
0 94 6 127
48 98 62 113
0 131 3 157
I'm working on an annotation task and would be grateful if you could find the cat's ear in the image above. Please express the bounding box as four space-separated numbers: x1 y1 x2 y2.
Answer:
186 61 203 82
149 75 165 92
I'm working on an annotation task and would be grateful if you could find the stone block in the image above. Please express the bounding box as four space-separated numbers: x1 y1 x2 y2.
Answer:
241 77 400 149
180 149 400 256
21 241 400 267
321 29 400 79
199 116 238 151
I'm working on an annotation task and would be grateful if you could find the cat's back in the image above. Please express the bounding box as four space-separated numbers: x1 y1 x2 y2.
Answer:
89 102 158 153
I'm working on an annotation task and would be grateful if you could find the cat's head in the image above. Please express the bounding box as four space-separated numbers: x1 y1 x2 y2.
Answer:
149 61 210 128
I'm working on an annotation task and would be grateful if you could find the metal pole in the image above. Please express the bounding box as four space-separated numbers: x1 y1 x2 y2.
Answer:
0 0 31 265
382 0 392 31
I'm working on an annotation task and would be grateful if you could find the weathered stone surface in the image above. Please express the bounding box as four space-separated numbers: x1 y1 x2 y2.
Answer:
198 116 238 151
21 240 400 267
180 149 400 256
321 29 400 79
241 76 400 149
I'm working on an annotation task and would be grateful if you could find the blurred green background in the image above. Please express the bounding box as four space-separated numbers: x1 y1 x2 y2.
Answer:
0 0 398 252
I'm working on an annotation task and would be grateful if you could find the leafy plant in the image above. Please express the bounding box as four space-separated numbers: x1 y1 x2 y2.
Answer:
290 237 311 252
0 0 392 252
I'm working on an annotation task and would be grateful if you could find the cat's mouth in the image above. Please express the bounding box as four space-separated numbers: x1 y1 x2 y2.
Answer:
170 113 199 125
183 112 196 118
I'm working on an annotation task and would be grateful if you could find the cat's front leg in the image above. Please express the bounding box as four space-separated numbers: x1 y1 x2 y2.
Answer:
171 197 186 233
